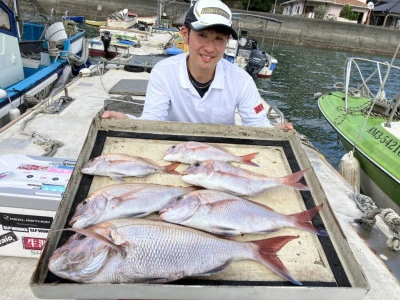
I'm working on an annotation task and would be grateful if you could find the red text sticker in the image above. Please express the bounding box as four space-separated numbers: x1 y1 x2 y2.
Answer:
23 237 46 250
254 104 264 114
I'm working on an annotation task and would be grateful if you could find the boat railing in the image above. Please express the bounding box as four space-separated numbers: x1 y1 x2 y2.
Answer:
343 54 400 114
385 94 400 127
266 103 285 125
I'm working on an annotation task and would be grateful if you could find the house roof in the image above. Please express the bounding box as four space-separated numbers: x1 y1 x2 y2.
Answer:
281 0 368 8
374 0 400 13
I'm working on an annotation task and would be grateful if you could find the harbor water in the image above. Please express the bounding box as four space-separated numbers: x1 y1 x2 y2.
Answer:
82 23 400 169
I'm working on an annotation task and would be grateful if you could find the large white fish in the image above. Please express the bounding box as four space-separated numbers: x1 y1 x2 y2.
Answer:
48 218 301 285
81 154 180 182
160 190 327 236
163 141 259 166
70 183 197 228
181 161 310 196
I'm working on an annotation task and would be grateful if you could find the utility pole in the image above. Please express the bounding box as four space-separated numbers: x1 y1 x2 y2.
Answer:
247 0 251 11
273 0 278 14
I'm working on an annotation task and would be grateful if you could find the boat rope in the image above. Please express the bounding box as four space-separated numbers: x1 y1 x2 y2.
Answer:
346 189 400 251
67 38 89 66
380 208 400 251
18 107 64 157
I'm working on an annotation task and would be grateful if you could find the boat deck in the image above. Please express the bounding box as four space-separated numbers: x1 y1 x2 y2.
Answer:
0 69 399 299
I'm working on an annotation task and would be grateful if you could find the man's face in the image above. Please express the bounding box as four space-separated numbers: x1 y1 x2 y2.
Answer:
181 26 229 74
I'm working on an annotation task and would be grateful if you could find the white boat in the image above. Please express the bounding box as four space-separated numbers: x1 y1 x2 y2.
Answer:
107 9 137 29
0 17 398 300
0 1 87 128
224 13 282 79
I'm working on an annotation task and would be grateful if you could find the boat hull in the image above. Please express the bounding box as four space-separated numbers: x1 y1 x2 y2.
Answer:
318 91 400 213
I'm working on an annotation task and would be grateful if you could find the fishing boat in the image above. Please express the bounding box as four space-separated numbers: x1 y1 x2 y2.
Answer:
224 13 282 79
61 11 85 23
0 1 87 128
107 9 137 29
85 20 107 27
318 45 400 214
0 15 398 300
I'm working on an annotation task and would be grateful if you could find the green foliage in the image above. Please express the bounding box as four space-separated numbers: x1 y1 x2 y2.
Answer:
314 5 328 19
241 0 272 12
339 4 359 21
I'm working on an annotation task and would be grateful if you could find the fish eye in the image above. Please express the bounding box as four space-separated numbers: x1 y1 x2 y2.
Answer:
194 162 201 167
172 145 176 149
77 234 87 240
176 196 182 201
82 200 88 206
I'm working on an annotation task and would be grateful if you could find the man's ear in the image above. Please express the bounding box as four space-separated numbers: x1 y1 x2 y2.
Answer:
181 26 189 44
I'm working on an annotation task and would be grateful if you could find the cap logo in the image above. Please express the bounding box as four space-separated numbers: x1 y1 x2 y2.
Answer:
201 7 230 20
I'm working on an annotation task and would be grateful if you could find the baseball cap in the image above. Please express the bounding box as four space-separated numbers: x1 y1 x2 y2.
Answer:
184 0 238 40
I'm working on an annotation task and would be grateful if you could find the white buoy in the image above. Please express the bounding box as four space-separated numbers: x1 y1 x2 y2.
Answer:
339 151 360 192
9 108 21 120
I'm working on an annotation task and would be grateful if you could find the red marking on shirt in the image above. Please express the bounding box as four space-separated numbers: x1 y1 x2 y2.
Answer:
254 104 264 114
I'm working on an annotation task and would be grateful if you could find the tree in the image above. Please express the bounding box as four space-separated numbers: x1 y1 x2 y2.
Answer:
339 4 359 21
314 5 328 19
241 0 272 13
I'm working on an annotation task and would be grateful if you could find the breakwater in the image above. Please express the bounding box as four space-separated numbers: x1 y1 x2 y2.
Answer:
17 0 400 56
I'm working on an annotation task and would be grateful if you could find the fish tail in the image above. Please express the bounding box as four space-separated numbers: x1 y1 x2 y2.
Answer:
252 235 302 285
163 162 181 175
280 169 310 190
289 204 329 236
240 152 259 167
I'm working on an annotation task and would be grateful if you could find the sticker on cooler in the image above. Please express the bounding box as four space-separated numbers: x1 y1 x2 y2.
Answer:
23 237 46 250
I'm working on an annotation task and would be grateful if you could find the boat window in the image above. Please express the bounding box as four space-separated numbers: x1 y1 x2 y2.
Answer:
0 6 11 31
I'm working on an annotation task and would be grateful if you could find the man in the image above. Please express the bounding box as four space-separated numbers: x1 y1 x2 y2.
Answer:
103 0 292 129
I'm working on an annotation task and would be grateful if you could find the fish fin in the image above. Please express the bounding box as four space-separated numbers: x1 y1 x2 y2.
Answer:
110 175 125 182
129 212 150 218
195 261 232 276
252 235 302 285
279 169 310 191
289 204 328 236
53 228 127 258
206 199 238 212
163 162 181 175
240 152 259 167
160 199 201 223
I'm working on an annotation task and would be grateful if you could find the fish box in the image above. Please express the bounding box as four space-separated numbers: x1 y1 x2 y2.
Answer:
0 155 75 258
30 118 369 299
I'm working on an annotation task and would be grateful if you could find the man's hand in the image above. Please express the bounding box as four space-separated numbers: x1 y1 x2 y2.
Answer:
102 111 129 119
276 122 293 130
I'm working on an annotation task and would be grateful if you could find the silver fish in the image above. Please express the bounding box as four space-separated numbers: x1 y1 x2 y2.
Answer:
181 161 310 196
48 218 301 285
160 190 327 236
163 141 259 166
70 183 197 228
81 154 180 182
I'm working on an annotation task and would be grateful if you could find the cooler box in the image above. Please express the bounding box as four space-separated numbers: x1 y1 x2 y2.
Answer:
0 154 75 258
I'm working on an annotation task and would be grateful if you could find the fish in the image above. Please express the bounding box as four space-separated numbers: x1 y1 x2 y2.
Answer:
163 141 259 166
48 218 301 285
181 161 310 196
160 189 327 236
81 154 180 182
70 183 197 228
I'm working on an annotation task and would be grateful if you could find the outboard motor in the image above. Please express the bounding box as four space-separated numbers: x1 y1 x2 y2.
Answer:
101 31 112 58
245 49 267 79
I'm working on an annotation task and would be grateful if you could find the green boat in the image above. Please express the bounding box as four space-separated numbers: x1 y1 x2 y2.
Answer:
318 49 400 215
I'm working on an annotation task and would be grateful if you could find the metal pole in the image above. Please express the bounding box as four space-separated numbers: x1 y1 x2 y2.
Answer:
247 0 251 11
273 0 277 14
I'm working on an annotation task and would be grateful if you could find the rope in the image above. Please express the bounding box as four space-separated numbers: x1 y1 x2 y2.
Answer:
380 208 400 251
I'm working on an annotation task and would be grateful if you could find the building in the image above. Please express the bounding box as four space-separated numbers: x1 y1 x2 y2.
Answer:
372 0 400 27
280 0 369 23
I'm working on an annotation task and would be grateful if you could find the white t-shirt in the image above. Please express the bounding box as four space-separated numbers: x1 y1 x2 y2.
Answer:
133 53 271 127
